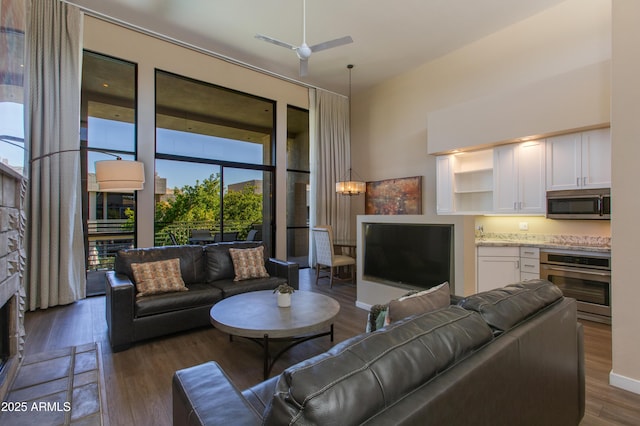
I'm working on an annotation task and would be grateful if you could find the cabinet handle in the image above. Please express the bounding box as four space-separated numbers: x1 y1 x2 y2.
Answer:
583 177 587 186
577 177 580 187
516 261 520 269
514 202 517 210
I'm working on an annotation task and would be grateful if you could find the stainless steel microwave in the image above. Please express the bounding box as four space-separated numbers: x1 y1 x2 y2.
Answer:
546 188 610 220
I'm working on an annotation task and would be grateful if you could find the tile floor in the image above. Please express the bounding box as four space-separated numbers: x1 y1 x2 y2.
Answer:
0 343 104 425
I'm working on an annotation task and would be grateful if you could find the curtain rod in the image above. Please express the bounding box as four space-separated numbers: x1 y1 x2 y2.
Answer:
62 0 347 99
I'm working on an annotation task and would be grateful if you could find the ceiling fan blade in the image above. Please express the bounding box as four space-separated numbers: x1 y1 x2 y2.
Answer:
310 35 353 53
299 59 309 77
255 34 297 50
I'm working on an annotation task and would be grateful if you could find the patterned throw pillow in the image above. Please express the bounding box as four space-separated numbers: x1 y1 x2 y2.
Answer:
228 246 270 281
131 258 188 298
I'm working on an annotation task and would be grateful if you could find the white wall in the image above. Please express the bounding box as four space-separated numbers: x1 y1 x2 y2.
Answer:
610 0 640 395
83 16 309 259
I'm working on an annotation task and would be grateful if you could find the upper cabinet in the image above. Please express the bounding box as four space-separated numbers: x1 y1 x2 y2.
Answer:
435 127 610 216
493 140 546 214
546 128 611 191
436 149 493 215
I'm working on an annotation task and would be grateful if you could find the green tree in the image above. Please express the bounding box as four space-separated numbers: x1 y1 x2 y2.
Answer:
156 173 222 225
223 184 263 228
155 175 263 242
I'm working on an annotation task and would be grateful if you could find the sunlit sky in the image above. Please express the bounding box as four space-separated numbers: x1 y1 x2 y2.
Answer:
0 102 26 169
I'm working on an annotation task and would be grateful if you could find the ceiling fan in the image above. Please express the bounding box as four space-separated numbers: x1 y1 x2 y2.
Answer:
255 0 353 77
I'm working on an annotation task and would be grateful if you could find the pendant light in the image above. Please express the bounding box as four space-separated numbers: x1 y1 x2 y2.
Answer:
336 64 365 196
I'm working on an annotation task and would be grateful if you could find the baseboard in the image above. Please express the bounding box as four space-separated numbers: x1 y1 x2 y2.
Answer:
610 370 640 395
355 300 372 311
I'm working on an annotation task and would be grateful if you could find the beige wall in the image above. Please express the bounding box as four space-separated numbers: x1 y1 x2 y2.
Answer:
83 16 309 259
610 0 640 395
353 0 639 393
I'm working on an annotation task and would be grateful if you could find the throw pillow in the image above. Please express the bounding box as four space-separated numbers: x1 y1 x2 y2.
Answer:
387 281 450 323
131 258 188 298
229 246 270 281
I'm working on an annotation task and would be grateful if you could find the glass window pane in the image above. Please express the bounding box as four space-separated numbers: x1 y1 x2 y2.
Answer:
287 107 310 171
154 159 222 246
223 168 272 246
86 112 135 152
0 0 26 174
81 52 137 283
288 228 309 268
82 51 136 151
286 105 310 266
286 171 309 227
155 71 274 165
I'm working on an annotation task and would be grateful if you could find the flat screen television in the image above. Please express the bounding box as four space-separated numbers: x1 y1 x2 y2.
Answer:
363 223 453 290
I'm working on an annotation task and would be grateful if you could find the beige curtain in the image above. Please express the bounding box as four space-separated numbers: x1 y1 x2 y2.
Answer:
25 0 85 310
309 89 351 264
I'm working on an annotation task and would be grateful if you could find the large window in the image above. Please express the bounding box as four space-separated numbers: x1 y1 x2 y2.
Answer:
0 0 25 175
286 106 310 267
81 51 137 293
154 71 275 254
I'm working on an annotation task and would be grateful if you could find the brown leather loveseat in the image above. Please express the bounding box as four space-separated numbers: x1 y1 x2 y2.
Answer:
106 241 298 352
172 280 584 425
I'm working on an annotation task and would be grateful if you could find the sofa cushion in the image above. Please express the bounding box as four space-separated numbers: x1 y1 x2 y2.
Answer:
205 242 263 282
211 276 286 298
115 245 205 285
457 279 563 332
387 281 450 323
131 258 189 298
135 283 223 317
263 305 493 426
229 246 270 281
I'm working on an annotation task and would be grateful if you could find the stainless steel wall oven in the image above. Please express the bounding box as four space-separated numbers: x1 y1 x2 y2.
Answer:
540 249 611 324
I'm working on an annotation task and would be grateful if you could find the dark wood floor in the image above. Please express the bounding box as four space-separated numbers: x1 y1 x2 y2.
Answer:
22 269 640 426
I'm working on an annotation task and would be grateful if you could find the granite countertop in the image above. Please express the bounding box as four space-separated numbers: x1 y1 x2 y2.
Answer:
475 233 611 253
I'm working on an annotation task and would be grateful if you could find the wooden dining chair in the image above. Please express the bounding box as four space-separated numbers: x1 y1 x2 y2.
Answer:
312 227 355 287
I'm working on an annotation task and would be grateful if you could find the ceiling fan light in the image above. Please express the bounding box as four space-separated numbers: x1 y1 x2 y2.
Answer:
297 44 312 59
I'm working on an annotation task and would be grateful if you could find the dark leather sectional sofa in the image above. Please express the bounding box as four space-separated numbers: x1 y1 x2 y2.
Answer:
105 241 299 352
172 280 585 425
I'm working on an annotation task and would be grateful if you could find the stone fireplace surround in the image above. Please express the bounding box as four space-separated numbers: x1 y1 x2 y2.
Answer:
0 163 27 401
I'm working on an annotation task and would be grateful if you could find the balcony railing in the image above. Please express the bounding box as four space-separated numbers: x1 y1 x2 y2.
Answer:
154 220 261 246
87 219 134 271
86 219 263 272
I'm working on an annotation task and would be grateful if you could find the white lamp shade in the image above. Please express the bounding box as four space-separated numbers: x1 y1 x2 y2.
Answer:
335 180 365 195
95 160 145 192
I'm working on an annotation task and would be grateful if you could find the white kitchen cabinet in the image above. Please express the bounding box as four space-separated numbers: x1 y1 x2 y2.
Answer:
493 140 546 214
436 155 454 214
519 246 540 281
477 246 520 292
436 149 493 215
546 128 611 191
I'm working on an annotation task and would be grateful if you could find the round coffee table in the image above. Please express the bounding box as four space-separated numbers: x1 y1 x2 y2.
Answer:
210 290 340 379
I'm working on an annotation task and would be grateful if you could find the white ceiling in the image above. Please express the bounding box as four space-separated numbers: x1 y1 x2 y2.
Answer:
69 0 566 95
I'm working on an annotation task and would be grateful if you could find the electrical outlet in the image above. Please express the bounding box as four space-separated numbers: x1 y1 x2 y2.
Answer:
519 222 529 231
